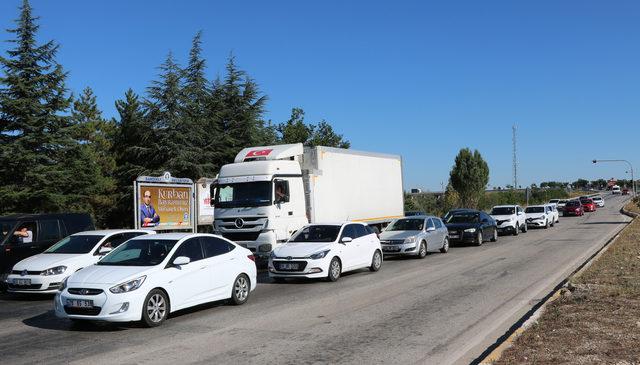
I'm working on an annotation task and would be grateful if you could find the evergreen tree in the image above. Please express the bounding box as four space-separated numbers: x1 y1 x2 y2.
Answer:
308 120 350 148
276 107 350 148
449 148 490 208
0 0 92 214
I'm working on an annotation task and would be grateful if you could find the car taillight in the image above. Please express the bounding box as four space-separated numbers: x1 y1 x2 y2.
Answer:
247 255 256 262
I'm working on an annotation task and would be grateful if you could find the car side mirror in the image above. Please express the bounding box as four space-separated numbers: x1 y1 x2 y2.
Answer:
426 227 436 232
98 246 112 255
173 256 191 266
341 237 353 244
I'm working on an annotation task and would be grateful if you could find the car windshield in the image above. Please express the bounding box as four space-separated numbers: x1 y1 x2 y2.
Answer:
0 220 17 244
445 213 479 224
97 239 178 266
386 219 424 231
525 207 545 213
44 235 104 254
214 181 272 208
290 225 341 243
566 201 580 207
593 197 602 201
491 207 515 215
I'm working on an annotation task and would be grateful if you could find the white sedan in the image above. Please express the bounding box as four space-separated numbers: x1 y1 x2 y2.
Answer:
54 233 256 327
7 230 153 294
268 222 382 282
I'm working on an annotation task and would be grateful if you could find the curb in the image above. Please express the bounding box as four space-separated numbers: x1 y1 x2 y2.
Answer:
475 209 633 365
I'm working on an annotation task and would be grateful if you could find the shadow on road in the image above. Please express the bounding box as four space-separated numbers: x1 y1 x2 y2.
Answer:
22 310 130 332
582 221 629 225
0 292 55 301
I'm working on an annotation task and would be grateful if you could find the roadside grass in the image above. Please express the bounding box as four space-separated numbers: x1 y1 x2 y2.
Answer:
568 190 596 198
494 208 640 364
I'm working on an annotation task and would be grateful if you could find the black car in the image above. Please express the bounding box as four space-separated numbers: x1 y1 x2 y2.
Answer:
443 209 497 246
0 213 94 287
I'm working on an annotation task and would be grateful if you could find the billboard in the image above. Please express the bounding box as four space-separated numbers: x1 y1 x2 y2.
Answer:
135 173 194 231
196 178 215 226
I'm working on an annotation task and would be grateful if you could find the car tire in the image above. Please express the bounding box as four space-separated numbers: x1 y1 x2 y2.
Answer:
369 250 382 272
327 257 341 282
230 274 251 305
440 238 449 253
513 225 519 236
475 231 483 246
491 228 498 242
550 219 555 227
141 289 169 327
418 241 427 259
522 223 528 233
544 219 549 229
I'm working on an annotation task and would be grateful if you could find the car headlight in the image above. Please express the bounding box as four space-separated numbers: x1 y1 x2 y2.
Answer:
109 276 146 294
308 250 331 260
41 266 67 276
464 228 476 233
404 236 417 243
59 277 68 292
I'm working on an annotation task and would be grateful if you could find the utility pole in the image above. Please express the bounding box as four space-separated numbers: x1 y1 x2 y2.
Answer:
592 159 636 197
512 124 518 189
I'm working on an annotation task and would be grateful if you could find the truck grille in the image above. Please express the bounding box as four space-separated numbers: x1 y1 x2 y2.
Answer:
221 231 261 242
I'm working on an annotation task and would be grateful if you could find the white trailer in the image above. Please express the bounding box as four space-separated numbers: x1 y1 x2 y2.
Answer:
212 143 404 257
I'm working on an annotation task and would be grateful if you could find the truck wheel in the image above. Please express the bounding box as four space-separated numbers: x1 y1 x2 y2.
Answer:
327 257 341 282
475 232 483 246
418 241 427 259
369 250 382 272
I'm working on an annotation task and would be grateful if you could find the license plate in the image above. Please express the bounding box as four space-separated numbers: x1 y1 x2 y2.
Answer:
13 278 31 286
383 246 400 252
66 299 93 308
449 234 459 239
279 263 299 270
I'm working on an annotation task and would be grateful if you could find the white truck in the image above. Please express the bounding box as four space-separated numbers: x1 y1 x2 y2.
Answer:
212 143 404 258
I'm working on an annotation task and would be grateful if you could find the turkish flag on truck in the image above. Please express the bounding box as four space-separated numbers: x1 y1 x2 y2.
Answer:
246 149 273 158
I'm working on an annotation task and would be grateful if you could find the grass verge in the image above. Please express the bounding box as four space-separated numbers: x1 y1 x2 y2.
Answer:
494 206 640 364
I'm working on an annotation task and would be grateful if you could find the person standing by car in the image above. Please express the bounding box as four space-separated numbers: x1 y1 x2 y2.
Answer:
140 191 160 227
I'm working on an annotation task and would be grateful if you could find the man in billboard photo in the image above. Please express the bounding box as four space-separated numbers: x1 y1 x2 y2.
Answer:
140 190 160 227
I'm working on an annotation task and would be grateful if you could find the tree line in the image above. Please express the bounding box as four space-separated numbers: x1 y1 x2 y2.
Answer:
0 0 349 228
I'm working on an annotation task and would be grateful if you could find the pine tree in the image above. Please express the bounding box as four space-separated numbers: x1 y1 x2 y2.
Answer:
0 0 90 214
308 120 350 148
277 108 313 144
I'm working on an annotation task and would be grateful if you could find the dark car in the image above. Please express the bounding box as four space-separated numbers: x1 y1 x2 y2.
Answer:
0 213 94 287
404 211 427 217
563 200 584 216
580 198 596 212
443 209 497 246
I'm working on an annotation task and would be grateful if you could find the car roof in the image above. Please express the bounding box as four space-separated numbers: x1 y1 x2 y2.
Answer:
71 229 153 236
492 205 518 208
526 205 546 208
135 232 196 240
400 215 439 220
449 208 479 213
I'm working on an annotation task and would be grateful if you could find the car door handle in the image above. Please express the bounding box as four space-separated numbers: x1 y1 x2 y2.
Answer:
200 265 208 270
230 257 236 261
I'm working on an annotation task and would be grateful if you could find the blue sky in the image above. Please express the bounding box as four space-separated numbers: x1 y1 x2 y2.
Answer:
1 0 637 190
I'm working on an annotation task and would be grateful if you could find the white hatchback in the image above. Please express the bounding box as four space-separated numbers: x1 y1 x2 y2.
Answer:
268 222 382 282
54 233 257 327
7 230 153 294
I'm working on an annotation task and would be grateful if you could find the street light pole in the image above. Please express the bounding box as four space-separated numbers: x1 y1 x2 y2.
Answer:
592 159 636 196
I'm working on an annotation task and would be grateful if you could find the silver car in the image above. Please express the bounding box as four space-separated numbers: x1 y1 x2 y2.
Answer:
379 216 449 258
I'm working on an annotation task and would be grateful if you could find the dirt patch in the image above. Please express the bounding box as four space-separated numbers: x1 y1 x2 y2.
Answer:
494 216 640 364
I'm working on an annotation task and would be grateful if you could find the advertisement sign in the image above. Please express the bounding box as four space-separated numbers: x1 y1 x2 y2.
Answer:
135 173 194 231
196 178 215 226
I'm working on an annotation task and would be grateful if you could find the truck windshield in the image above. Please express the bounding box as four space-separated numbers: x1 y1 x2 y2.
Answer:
214 181 273 208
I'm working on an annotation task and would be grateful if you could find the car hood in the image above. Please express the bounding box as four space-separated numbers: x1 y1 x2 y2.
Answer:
67 264 155 286
445 223 480 230
526 213 546 219
490 215 516 221
13 253 88 272
274 242 333 258
379 231 421 240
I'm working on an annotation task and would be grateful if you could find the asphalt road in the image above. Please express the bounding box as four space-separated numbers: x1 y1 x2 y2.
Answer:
0 194 631 365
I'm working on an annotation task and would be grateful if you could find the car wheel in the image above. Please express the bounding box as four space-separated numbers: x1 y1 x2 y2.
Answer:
491 228 498 242
522 223 528 233
327 257 341 282
544 219 549 229
550 219 555 227
513 225 519 236
440 237 449 253
230 274 251 305
418 241 427 259
370 250 382 272
141 289 169 327
475 231 483 246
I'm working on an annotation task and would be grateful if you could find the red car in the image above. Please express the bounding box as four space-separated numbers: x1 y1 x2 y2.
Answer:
580 198 596 212
622 188 630 195
563 200 584 216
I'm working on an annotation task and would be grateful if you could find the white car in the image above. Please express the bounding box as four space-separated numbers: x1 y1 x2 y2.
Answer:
268 222 382 282
525 205 554 228
490 205 527 236
555 199 568 212
612 186 621 194
592 196 605 208
546 204 560 223
7 230 153 294
55 233 256 327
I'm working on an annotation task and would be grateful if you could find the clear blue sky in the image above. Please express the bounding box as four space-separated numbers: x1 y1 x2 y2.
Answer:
1 0 637 190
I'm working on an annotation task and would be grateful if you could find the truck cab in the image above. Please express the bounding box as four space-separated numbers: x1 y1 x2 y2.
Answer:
212 144 308 256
